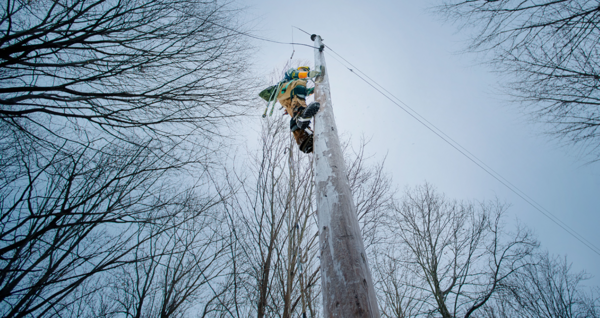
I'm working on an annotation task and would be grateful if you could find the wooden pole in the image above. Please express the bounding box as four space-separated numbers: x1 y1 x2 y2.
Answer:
312 35 381 318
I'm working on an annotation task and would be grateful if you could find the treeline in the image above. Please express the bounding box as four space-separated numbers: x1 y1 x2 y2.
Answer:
222 118 600 318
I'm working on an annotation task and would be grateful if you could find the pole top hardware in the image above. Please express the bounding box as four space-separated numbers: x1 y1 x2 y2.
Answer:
310 35 325 52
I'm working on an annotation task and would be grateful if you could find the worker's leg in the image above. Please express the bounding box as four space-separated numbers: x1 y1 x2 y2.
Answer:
290 119 313 153
290 95 320 129
286 84 315 153
292 129 313 153
279 99 296 118
291 96 308 115
295 102 320 130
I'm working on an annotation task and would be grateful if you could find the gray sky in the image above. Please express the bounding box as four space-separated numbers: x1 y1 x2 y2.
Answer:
239 0 600 286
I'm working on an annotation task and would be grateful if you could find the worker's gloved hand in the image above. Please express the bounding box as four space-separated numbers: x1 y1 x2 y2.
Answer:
308 70 321 78
312 66 325 83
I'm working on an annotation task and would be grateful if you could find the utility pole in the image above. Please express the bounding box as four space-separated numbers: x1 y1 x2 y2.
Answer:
312 34 380 318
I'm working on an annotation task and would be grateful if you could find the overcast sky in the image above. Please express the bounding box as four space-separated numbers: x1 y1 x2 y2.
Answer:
237 0 600 286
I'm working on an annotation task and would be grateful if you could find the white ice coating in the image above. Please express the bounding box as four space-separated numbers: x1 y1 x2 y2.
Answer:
312 35 380 318
312 44 342 288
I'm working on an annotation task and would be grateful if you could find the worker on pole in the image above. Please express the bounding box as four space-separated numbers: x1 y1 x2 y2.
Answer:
259 66 322 153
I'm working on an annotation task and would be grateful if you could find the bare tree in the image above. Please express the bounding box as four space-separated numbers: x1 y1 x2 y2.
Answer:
216 116 394 317
438 0 600 158
483 252 600 318
344 136 394 250
1 137 168 317
372 247 426 318
215 116 320 318
0 0 253 316
103 190 231 318
380 184 538 318
54 185 231 318
1 0 251 137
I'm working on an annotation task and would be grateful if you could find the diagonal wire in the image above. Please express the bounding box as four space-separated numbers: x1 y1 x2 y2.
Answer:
209 21 315 48
293 26 312 36
322 46 600 257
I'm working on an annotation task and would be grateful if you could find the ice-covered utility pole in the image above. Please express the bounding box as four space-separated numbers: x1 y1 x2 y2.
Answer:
311 34 381 318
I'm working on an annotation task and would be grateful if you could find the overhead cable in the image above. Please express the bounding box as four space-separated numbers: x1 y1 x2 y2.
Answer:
209 21 315 48
323 45 600 257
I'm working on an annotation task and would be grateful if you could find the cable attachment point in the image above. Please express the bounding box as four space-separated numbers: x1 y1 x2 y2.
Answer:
319 44 324 52
310 34 317 41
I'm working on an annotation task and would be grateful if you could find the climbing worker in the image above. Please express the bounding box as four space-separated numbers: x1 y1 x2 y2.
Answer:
259 66 323 153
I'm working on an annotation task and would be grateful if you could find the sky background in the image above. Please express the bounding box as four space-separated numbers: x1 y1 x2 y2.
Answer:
236 0 600 287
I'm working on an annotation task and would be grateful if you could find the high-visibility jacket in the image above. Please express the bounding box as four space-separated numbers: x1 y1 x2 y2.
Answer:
277 79 308 116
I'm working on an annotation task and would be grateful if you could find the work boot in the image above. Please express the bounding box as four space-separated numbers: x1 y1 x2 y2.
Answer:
292 129 314 153
299 134 314 153
295 102 320 130
290 118 300 132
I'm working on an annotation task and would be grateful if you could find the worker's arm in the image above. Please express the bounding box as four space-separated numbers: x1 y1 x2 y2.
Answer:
286 69 321 80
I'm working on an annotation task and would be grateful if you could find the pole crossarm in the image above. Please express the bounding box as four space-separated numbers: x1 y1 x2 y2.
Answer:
312 34 381 318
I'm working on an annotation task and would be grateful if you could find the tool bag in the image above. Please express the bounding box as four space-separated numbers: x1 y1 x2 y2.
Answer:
259 85 278 102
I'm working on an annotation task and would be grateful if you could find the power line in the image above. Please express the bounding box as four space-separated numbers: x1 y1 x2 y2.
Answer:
209 21 315 49
293 26 312 36
322 45 600 257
